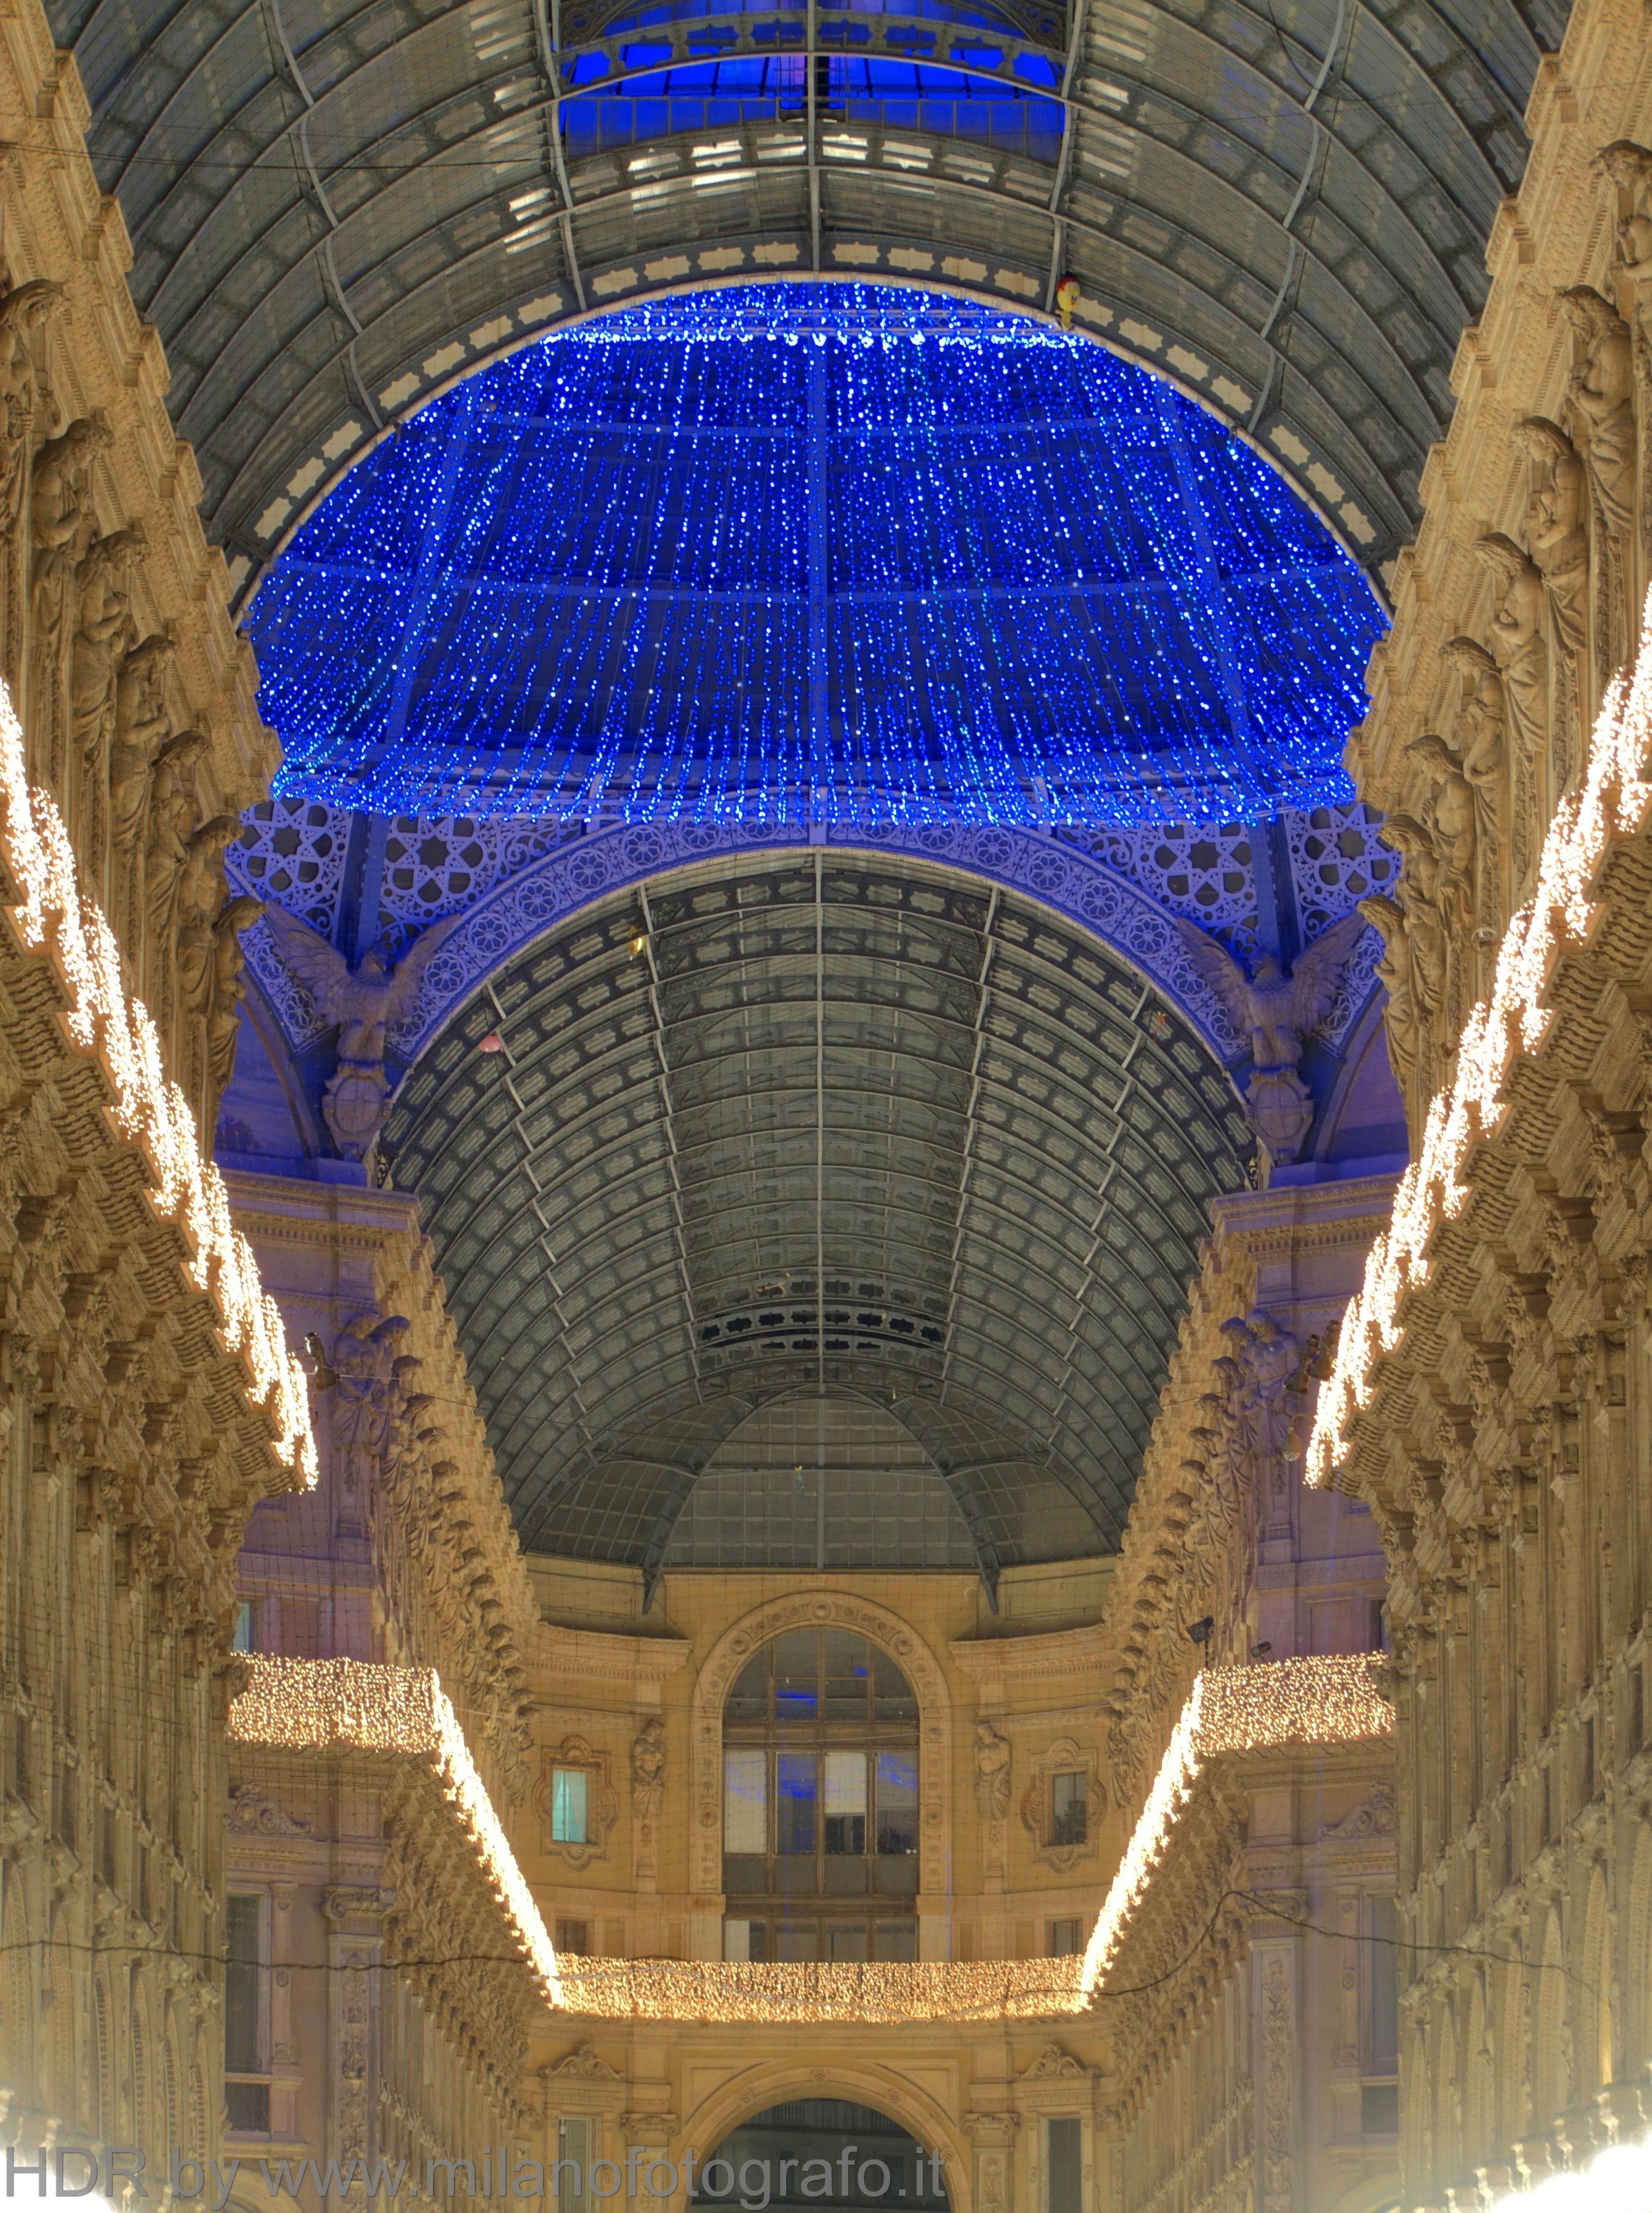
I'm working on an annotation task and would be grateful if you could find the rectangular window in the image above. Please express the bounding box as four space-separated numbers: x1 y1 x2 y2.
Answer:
1050 1771 1087 1848
231 1601 255 1654
224 1892 269 2132
1049 1919 1082 1958
1367 1894 1399 2070
875 1920 918 1962
557 2118 593 2213
825 1921 868 1962
824 1751 867 1855
551 1767 589 1846
875 1752 918 1855
773 1630 819 1720
1045 2118 1081 2213
723 1918 768 1962
723 1748 767 1853
776 1753 817 1855
555 1919 589 1956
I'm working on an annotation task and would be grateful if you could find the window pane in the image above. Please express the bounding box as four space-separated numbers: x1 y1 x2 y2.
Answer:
773 1630 818 1719
1368 1895 1399 2067
558 2119 592 2213
875 1752 918 1854
552 1768 589 1844
224 1895 261 2072
724 1748 768 1853
1049 1919 1081 1958
826 1922 868 1962
824 1751 867 1854
726 1655 768 1724
873 1649 917 1721
824 1631 870 1718
1050 1771 1087 1846
1046 2119 1081 2213
231 1602 253 1654
777 1919 817 1961
723 1918 755 1962
225 2082 269 2132
777 1752 817 1854
875 1920 918 1962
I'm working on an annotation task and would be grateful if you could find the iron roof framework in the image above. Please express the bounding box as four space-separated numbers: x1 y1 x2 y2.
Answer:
380 851 1254 1588
51 0 1565 593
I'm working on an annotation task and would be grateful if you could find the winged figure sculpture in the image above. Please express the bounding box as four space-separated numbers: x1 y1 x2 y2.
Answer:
1173 910 1371 1165
1173 910 1369 1074
262 905 468 1159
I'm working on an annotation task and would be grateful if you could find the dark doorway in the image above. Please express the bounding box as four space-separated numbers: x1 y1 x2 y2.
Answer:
692 2102 950 2213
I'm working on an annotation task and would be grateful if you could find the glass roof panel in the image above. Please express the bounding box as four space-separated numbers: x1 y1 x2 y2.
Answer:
247 278 1386 825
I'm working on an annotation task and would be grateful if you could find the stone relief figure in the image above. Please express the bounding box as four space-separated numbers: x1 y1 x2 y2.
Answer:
0 280 67 693
28 415 112 791
70 527 145 861
1475 533 1548 880
1442 636 1506 849
1558 286 1636 543
110 635 177 939
329 1311 414 1523
1357 893 1418 1102
175 814 239 1044
142 733 209 1010
974 1720 1011 1823
1599 140 1652 325
1172 911 1367 1165
262 905 469 1161
1515 416 1589 670
1405 734 1475 930
630 1714 666 1881
208 894 262 1128
1376 813 1448 1053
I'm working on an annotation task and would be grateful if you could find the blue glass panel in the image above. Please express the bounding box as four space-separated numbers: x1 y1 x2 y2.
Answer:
776 1753 817 1852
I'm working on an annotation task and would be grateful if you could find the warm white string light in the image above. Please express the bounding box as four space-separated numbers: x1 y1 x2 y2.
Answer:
228 1656 564 2005
1078 1656 1392 1999
1307 585 1652 1490
1486 2132 1652 2213
0 679 315 1483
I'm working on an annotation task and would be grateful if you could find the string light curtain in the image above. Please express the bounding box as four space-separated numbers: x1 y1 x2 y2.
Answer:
248 283 1387 827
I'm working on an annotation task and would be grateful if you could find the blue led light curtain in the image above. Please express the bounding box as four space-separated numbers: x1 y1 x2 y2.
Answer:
248 283 1387 826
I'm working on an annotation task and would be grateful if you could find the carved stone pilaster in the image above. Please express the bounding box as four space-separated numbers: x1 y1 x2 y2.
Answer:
1253 1939 1299 2213
962 2112 1018 2213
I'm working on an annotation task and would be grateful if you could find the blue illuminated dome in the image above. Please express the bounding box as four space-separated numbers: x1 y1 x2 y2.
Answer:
248 282 1386 827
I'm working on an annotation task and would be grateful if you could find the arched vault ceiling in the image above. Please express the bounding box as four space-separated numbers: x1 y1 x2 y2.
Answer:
380 853 1254 1579
51 0 1566 587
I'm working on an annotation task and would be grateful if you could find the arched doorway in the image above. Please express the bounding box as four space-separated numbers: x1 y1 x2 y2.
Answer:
692 2102 950 2213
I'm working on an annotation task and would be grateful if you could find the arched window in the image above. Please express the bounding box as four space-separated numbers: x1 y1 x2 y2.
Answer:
722 1629 919 1964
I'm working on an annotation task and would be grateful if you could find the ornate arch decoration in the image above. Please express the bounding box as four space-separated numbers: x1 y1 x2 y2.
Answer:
688 1594 953 1915
245 827 1256 1075
677 2062 973 2213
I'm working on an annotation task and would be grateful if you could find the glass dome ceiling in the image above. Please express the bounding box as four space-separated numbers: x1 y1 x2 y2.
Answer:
247 281 1386 827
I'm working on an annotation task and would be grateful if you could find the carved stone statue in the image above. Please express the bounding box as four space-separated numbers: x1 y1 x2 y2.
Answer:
1442 636 1506 853
630 1714 666 1882
208 894 262 1127
1598 141 1652 329
109 636 177 904
70 527 145 857
261 906 468 1161
28 415 112 791
1558 286 1636 542
1358 893 1418 1100
1405 734 1475 930
329 1311 414 1523
174 814 240 1030
1376 815 1448 1021
1515 416 1589 669
0 280 67 692
1474 532 1548 869
1173 912 1368 1165
974 1720 1011 1823
143 735 210 1006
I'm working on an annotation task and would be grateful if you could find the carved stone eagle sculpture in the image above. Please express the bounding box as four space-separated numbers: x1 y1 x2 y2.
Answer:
1173 910 1368 1073
262 905 468 1160
263 905 465 1066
